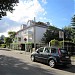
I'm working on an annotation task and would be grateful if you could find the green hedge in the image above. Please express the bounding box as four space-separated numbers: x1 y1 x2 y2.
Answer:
50 39 62 48
0 44 6 48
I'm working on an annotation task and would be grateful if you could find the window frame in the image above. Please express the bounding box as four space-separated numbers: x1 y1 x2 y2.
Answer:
38 47 44 53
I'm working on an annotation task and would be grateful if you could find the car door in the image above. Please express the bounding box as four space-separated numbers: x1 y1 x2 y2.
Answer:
35 47 44 62
40 47 51 63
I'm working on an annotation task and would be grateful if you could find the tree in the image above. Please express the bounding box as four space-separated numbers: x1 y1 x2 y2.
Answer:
71 15 75 43
71 15 75 27
8 31 16 44
0 0 19 19
4 37 12 47
8 31 16 39
3 31 16 47
0 35 5 45
36 21 46 25
42 26 59 44
0 35 5 41
63 26 72 41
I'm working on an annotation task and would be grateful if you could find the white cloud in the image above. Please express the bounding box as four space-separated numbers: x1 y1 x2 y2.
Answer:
43 11 47 16
0 26 20 37
0 32 8 37
39 17 52 22
0 0 49 37
7 26 20 32
7 0 46 23
42 0 47 4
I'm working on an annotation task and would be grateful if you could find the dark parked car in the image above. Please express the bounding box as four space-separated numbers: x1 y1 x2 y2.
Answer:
31 47 71 68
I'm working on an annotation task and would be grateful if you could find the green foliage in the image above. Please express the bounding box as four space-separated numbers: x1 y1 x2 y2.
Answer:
0 39 4 44
4 37 12 47
0 44 6 48
42 26 59 44
8 31 16 38
0 35 5 40
0 35 5 44
71 15 75 26
36 21 46 25
63 15 75 43
63 26 72 41
59 41 63 48
50 39 60 47
50 40 73 48
71 15 75 43
0 0 19 19
8 31 16 43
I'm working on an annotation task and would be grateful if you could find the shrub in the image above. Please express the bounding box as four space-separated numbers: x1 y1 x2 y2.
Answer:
50 39 62 47
0 44 6 48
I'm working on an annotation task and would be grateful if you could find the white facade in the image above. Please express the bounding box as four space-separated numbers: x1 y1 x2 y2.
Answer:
35 26 47 43
14 27 34 44
13 21 48 44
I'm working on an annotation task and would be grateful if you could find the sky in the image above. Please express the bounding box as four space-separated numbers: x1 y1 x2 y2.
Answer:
0 0 74 37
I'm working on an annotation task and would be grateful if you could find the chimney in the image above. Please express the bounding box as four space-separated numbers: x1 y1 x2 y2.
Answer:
21 24 27 29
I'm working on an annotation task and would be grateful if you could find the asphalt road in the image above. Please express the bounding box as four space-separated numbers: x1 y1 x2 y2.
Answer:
0 50 75 75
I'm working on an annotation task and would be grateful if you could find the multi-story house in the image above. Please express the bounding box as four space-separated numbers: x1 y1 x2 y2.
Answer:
12 20 49 50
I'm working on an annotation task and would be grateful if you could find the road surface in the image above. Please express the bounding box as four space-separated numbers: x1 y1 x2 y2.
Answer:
0 49 75 75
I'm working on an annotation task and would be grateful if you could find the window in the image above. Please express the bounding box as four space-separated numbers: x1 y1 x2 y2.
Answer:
60 49 68 54
18 37 21 41
24 31 27 34
44 48 50 53
51 48 56 53
38 47 44 52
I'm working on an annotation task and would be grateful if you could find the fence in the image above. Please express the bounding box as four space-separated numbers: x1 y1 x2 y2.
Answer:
10 43 46 52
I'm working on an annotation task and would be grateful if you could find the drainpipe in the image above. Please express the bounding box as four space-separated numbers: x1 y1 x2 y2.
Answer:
34 26 36 50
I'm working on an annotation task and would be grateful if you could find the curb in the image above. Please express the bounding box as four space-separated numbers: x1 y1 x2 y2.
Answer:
0 48 12 51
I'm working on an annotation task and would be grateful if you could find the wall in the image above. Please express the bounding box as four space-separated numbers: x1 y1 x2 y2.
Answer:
35 26 47 43
15 27 34 44
14 26 47 44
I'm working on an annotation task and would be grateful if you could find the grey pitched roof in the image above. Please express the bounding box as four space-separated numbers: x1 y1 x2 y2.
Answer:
16 22 48 34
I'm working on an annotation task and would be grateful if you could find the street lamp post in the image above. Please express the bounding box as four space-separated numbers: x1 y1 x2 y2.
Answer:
34 26 36 50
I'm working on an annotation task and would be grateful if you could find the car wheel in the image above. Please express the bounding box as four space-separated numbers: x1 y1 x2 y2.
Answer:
49 59 55 68
31 56 35 62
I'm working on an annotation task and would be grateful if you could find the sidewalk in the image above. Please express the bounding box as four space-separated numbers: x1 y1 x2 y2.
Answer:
0 48 12 51
11 49 31 55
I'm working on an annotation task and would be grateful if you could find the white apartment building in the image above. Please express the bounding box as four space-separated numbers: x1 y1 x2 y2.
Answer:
14 20 49 45
12 20 50 50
